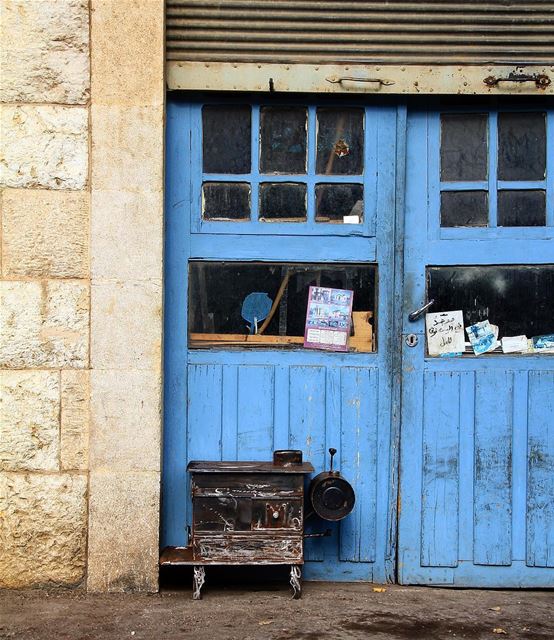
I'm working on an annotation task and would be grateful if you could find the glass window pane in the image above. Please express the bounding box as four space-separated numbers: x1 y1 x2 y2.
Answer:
315 184 364 223
202 105 251 174
440 113 488 181
202 182 250 220
260 107 307 174
498 112 546 181
498 190 546 227
188 261 377 352
259 182 306 221
427 265 554 340
316 108 364 175
440 190 488 227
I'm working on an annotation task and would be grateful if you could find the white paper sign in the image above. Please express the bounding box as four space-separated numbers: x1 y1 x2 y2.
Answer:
425 310 465 356
501 335 528 354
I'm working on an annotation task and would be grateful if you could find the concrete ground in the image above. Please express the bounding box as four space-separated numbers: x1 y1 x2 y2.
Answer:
1 571 553 640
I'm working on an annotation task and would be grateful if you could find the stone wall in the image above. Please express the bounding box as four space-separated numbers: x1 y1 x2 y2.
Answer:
0 0 91 588
0 0 164 591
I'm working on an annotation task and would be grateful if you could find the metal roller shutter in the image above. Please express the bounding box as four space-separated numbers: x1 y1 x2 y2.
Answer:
166 1 554 94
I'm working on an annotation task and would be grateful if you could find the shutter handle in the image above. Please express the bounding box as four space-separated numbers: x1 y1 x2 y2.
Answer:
483 73 551 90
326 76 395 89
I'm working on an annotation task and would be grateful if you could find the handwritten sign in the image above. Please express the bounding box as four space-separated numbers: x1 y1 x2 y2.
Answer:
425 310 465 356
304 286 353 352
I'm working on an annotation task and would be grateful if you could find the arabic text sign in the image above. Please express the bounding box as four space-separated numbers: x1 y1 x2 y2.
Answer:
425 310 465 356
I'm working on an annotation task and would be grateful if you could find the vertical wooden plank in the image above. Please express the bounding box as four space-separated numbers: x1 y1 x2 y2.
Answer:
290 365 326 562
512 370 529 562
289 365 327 472
420 371 460 568
458 371 475 561
162 101 192 546
237 365 274 460
221 365 238 459
527 371 554 567
474 369 513 566
339 367 378 562
273 365 290 452
187 364 223 461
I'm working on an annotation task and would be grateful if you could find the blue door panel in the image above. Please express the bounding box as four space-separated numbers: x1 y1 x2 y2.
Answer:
163 96 400 583
400 108 554 587
184 359 383 575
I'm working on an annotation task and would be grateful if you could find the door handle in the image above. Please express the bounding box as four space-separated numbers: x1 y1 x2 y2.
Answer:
408 299 434 322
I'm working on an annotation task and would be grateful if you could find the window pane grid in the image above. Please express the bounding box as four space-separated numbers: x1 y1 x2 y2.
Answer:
439 110 550 229
201 103 365 228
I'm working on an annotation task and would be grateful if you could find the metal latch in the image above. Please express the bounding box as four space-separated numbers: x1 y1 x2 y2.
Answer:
483 72 551 90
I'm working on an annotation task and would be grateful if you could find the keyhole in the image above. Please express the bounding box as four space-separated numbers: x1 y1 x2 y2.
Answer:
406 334 418 347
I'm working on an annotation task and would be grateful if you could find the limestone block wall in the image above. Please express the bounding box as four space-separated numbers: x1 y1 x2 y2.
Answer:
0 0 91 588
1 0 165 591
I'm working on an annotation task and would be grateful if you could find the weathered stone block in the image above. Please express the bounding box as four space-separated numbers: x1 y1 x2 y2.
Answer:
0 0 90 104
91 0 163 107
0 371 60 472
0 280 89 368
0 472 88 588
87 471 159 592
91 105 163 193
61 370 90 471
91 280 161 371
91 190 163 280
0 105 88 190
1 188 89 278
90 369 161 472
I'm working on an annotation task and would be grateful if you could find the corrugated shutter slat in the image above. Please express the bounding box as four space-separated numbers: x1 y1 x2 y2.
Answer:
166 0 554 65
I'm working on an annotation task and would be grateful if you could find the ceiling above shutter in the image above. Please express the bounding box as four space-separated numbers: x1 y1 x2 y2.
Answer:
166 1 554 94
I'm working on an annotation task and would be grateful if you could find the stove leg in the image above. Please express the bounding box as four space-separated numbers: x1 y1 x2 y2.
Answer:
193 565 205 600
289 565 302 599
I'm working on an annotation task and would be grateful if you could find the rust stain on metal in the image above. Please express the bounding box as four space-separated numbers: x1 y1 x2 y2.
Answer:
483 71 551 90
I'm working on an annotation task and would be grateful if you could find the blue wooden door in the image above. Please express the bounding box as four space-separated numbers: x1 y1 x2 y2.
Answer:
399 106 554 587
163 97 404 581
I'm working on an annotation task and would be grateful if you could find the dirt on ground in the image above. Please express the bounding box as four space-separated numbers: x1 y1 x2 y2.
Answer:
1 570 553 640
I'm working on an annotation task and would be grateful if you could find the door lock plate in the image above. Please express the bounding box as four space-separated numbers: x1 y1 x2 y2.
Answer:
405 334 419 347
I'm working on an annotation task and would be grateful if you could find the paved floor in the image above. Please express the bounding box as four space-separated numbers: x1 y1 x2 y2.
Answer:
1 575 553 640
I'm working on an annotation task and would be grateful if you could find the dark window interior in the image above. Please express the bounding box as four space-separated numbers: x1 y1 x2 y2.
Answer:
427 265 554 339
497 112 546 181
203 105 251 174
497 190 546 227
440 113 488 182
259 183 306 221
188 262 377 350
440 191 488 227
260 106 307 174
202 182 250 220
316 108 364 175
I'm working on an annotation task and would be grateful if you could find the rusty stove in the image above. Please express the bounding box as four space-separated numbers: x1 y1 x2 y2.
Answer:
160 449 354 599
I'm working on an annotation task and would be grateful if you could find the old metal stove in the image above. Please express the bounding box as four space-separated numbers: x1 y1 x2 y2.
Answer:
160 450 314 599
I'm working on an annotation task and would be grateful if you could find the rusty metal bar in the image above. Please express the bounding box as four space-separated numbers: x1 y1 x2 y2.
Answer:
167 62 554 95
